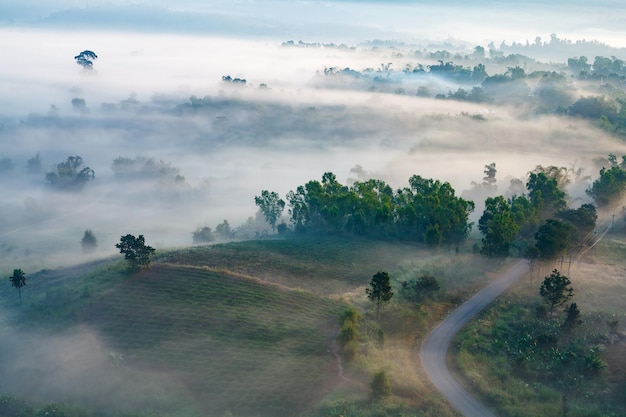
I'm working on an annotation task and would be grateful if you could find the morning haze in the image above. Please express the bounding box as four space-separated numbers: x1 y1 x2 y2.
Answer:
1 1 626 417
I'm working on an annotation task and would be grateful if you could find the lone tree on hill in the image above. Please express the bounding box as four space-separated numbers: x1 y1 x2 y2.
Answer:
540 269 574 318
366 271 394 321
9 268 26 304
115 234 155 270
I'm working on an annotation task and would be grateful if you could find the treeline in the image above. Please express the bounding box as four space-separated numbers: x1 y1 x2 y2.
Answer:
257 172 474 245
257 157 626 261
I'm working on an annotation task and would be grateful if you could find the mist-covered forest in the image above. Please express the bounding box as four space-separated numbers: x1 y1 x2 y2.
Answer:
2 1 626 417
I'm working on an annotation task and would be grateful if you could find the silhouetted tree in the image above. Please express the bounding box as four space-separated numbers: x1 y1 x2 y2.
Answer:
115 234 155 270
366 271 394 321
563 302 582 330
74 50 98 71
9 269 26 304
81 229 97 252
192 226 214 243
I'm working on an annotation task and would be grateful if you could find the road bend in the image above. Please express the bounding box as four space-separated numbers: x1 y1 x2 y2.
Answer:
420 260 530 417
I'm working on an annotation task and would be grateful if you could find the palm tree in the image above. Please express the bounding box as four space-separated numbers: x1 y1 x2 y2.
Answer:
9 269 26 304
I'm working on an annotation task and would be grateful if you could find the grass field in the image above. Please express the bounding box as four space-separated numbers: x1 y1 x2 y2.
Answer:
0 234 510 417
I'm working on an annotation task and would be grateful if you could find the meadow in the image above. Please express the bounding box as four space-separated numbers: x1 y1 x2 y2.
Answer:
0 234 507 417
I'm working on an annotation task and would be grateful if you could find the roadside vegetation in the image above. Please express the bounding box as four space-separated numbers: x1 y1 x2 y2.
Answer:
453 235 626 417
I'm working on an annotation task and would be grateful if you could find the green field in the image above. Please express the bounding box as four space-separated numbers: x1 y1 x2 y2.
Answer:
0 235 518 417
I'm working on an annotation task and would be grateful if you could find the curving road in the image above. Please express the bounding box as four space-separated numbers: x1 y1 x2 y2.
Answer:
420 260 530 417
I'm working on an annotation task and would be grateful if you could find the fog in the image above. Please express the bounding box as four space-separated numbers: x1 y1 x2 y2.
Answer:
2 1 626 414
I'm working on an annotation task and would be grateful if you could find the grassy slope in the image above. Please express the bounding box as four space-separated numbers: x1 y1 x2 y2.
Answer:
0 235 509 417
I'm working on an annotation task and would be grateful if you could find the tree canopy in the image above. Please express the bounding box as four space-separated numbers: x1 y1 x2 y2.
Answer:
540 269 574 317
74 50 98 71
9 269 26 304
366 271 394 321
284 172 473 245
254 190 285 232
45 155 94 191
115 234 155 270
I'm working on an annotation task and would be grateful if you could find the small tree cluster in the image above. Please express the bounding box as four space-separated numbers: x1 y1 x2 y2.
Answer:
400 275 441 302
45 155 94 191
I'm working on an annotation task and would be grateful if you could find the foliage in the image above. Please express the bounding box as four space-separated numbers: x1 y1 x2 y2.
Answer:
8 268 26 303
563 302 582 330
254 190 285 232
400 275 441 302
586 155 626 207
366 271 394 321
74 50 98 71
526 171 566 220
370 370 392 401
115 234 156 270
540 269 574 317
284 172 474 245
81 229 97 252
45 155 95 191
479 196 520 257
534 219 574 261
111 156 185 184
215 220 234 240
337 307 361 361
192 226 214 243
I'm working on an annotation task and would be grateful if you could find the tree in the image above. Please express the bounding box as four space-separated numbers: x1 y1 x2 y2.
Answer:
81 229 97 252
563 302 582 330
527 171 566 220
254 190 285 232
535 219 574 261
366 271 394 321
540 269 574 318
586 161 626 208
115 234 155 270
192 226 214 243
9 269 26 304
74 50 98 71
479 195 520 257
45 155 94 191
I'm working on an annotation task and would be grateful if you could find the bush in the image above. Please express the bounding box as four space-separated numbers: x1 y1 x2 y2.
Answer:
370 370 391 400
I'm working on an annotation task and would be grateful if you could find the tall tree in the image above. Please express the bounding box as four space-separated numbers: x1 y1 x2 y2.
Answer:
527 171 566 220
479 195 519 257
540 269 574 318
366 271 394 321
254 190 285 232
115 234 155 270
9 269 26 304
535 219 573 261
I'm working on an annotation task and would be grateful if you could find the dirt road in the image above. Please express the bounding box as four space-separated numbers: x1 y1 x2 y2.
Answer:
420 260 529 417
